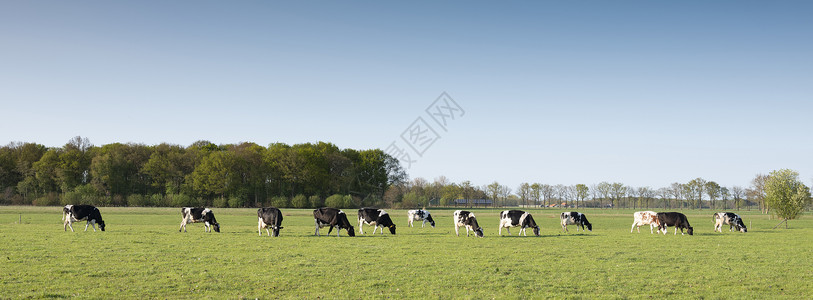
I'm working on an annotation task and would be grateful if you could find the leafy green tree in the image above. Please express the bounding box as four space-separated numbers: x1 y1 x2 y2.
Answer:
685 178 707 209
705 181 721 209
189 150 240 199
517 183 531 207
141 144 189 195
575 184 589 208
765 169 811 228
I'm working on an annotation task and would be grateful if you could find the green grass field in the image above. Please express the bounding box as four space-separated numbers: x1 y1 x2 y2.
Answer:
1 206 811 299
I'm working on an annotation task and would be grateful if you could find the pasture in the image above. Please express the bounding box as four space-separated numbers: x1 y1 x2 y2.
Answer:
1 207 811 299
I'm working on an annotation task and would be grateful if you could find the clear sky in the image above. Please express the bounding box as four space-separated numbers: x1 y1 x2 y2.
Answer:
1 1 811 190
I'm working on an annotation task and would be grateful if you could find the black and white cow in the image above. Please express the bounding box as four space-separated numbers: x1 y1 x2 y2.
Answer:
179 207 220 233
560 212 592 233
258 207 284 237
713 212 747 233
358 207 396 235
63 204 106 232
657 212 693 235
498 210 540 236
407 209 435 228
313 207 355 237
453 210 484 237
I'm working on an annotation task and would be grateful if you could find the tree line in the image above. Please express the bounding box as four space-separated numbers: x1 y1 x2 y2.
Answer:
0 137 406 208
386 174 810 213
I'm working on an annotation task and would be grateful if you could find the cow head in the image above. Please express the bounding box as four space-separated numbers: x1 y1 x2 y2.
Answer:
532 226 540 236
212 223 220 233
473 227 484 237
387 224 396 235
687 226 693 235
98 220 106 231
585 223 592 231
735 218 747 233
272 226 283 237
346 226 355 237
426 214 436 228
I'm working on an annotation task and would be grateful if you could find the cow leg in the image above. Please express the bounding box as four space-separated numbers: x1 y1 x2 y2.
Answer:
562 224 568 233
327 225 334 236
358 219 364 235
90 220 97 232
499 226 503 236
521 227 526 236
631 222 637 233
179 218 188 232
336 226 341 237
84 221 90 232
650 224 655 234
421 220 426 228
455 225 460 236
67 219 75 232
314 220 320 236
465 226 470 237
258 219 263 236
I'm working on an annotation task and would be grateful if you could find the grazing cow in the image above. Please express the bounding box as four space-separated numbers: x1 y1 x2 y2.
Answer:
453 210 484 237
713 212 747 233
631 211 661 234
179 207 220 233
258 207 284 237
498 210 540 236
561 212 592 233
358 207 396 235
407 209 436 228
657 212 693 235
63 205 106 232
313 207 355 237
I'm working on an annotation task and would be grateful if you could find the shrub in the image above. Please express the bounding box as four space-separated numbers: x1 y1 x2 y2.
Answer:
291 194 308 208
33 192 60 206
228 196 244 208
169 194 194 207
150 194 167 207
324 194 342 208
213 197 229 208
127 194 149 207
309 195 323 208
269 196 289 208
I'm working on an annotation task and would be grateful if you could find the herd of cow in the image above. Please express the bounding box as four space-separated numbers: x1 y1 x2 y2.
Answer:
60 204 748 236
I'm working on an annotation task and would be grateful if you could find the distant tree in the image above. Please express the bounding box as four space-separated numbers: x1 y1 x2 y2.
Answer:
705 181 721 209
656 187 670 208
685 178 707 209
719 187 730 210
487 181 501 207
609 182 627 209
517 183 531 207
635 187 651 209
575 184 589 208
765 169 812 228
498 184 512 207
541 184 554 207
751 174 770 214
530 183 542 207
669 182 684 209
597 182 612 208
731 186 745 210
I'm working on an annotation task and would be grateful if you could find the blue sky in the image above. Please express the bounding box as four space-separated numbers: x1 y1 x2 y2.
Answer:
1 1 811 189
